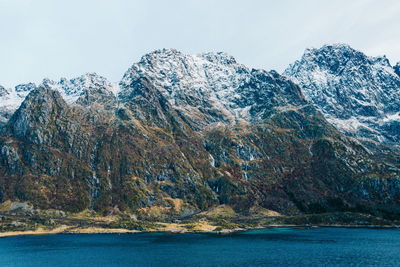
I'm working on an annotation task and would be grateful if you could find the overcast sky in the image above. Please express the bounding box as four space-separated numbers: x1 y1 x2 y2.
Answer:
1 0 399 88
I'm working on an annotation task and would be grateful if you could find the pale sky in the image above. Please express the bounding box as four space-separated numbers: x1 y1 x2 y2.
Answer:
1 0 399 88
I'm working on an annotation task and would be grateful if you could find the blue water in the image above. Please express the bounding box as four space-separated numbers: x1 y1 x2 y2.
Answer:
0 227 399 266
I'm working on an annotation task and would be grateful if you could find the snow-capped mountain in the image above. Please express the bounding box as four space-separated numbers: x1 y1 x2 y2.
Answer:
1 48 400 222
3 46 399 145
284 44 400 144
42 73 118 105
42 73 118 109
120 48 305 127
0 73 118 124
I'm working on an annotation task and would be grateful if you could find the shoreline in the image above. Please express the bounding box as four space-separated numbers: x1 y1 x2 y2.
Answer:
1 224 399 238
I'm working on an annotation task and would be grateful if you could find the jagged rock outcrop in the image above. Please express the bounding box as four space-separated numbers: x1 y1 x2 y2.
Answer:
0 85 9 124
394 62 400 77
0 85 8 97
0 49 399 220
284 44 400 145
0 83 36 124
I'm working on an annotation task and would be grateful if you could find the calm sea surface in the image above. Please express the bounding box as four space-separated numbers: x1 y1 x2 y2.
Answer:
0 227 399 266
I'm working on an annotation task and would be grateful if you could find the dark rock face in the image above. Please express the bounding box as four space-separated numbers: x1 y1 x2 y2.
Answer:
394 62 400 77
75 86 117 110
0 85 8 97
284 44 400 144
15 83 36 93
0 49 400 220
9 87 68 145
0 86 9 124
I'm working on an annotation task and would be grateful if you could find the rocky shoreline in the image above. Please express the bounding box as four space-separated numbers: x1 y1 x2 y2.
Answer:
1 201 399 238
1 223 399 238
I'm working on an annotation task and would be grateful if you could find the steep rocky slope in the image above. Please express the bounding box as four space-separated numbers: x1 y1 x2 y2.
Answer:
0 83 36 124
1 49 400 222
284 44 400 145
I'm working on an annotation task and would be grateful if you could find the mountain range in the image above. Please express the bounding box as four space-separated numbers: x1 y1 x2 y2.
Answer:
0 45 399 224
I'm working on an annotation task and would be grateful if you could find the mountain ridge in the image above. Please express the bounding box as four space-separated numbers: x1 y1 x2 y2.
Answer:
0 47 400 226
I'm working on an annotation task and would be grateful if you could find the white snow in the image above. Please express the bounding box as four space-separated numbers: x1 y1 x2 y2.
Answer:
119 49 254 123
284 44 400 143
0 73 117 122
382 112 400 123
0 84 34 122
329 117 368 133
43 73 116 104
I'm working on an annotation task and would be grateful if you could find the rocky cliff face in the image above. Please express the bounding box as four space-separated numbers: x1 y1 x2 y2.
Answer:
0 83 36 124
394 62 400 77
0 49 400 220
284 44 400 145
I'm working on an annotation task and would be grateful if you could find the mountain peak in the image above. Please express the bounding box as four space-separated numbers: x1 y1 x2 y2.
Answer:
303 44 355 59
140 48 182 59
300 44 392 70
137 48 186 69
120 49 247 98
119 49 306 128
199 51 237 65
139 49 238 66
43 72 109 88
8 85 69 145
119 49 251 125
15 83 36 93
294 44 371 75
285 43 400 144
42 73 117 104
304 43 354 55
